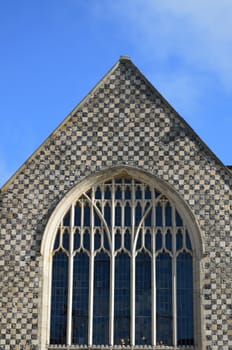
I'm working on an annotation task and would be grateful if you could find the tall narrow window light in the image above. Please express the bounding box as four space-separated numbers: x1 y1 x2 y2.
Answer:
50 177 194 347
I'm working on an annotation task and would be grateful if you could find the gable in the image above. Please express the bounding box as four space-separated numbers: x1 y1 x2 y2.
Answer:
1 56 230 194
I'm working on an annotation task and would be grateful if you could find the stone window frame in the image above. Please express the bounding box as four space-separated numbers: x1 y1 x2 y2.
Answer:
40 166 204 350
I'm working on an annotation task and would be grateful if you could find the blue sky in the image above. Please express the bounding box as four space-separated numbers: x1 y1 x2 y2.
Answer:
0 0 231 187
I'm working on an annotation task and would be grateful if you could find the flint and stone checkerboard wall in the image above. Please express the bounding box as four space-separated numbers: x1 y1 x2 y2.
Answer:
0 57 231 350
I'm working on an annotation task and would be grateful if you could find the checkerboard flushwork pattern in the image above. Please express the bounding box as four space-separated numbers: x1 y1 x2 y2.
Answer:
0 57 231 349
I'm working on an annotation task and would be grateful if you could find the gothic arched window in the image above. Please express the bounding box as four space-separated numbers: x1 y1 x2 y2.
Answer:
49 176 194 347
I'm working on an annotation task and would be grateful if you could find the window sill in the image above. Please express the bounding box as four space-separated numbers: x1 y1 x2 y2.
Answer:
48 345 195 350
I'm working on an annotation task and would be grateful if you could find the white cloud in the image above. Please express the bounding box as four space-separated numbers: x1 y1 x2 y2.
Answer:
97 0 232 90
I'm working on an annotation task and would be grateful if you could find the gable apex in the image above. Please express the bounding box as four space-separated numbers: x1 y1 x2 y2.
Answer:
1 57 231 191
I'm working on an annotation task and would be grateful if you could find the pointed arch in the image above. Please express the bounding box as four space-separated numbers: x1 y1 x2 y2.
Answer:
40 166 203 349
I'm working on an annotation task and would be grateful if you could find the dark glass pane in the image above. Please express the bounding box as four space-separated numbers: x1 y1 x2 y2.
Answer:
114 253 130 345
124 203 131 226
156 231 162 251
62 230 69 251
94 209 101 227
176 211 183 226
156 204 162 226
104 203 111 226
145 209 152 226
176 230 183 251
115 230 121 250
186 231 192 251
136 186 142 199
74 203 81 226
124 178 131 184
124 230 130 251
156 253 172 346
135 203 142 226
115 186 122 199
145 231 151 252
53 230 60 250
165 231 172 252
165 204 172 226
74 230 80 250
145 187 151 199
86 189 92 198
104 186 111 199
50 252 68 344
72 253 89 344
104 230 110 251
135 253 151 345
95 187 101 199
93 253 110 345
177 253 194 346
115 179 122 184
94 230 101 251
115 204 121 226
84 204 90 226
63 210 70 226
136 231 142 251
125 186 131 199
83 231 90 251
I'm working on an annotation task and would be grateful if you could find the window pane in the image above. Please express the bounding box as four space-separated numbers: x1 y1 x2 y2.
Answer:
94 230 101 251
63 210 70 226
124 230 131 251
186 231 192 251
135 253 151 345
62 230 69 251
104 203 111 226
165 230 172 252
115 230 121 251
176 210 183 226
124 203 131 226
156 230 162 251
115 204 121 226
114 253 130 345
165 204 172 226
74 229 80 251
156 204 162 226
84 204 90 226
104 186 111 199
135 203 142 226
156 253 172 346
177 253 194 346
94 208 101 227
176 230 183 251
50 252 68 344
93 253 110 345
125 186 131 199
72 253 89 344
74 203 81 226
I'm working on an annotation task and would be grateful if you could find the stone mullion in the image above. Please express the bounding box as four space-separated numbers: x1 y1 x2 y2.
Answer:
130 179 135 346
88 190 94 345
109 180 115 346
172 204 177 347
151 189 156 346
66 204 75 345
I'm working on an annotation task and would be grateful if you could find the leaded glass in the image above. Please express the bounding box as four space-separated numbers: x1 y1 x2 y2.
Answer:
135 252 151 344
156 253 172 346
93 253 110 344
177 253 194 346
50 176 194 347
50 252 68 344
114 253 130 345
72 253 89 344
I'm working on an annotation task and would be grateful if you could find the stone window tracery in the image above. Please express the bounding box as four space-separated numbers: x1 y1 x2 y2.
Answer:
49 176 194 347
